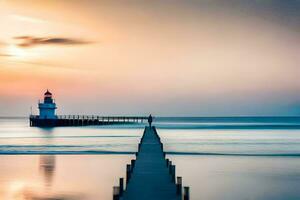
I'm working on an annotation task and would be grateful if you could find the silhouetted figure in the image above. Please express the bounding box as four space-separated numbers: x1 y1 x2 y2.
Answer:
148 114 153 127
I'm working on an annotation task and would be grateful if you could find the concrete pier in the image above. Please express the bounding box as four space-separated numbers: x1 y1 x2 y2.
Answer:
114 126 188 200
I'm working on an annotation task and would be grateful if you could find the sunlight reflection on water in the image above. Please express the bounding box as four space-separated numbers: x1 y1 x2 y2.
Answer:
0 155 133 200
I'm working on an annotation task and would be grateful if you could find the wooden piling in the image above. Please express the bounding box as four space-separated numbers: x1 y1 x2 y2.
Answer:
126 164 131 183
113 186 120 200
183 186 190 200
169 162 172 174
176 177 182 195
119 178 124 196
171 165 176 183
131 159 136 171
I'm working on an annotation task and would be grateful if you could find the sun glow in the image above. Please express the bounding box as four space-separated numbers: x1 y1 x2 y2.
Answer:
6 44 42 61
8 181 25 193
7 45 28 59
6 180 25 200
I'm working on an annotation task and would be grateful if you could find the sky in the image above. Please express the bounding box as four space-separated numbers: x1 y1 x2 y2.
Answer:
0 0 299 116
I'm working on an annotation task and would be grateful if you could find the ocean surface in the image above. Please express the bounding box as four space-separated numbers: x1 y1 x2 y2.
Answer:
0 117 300 200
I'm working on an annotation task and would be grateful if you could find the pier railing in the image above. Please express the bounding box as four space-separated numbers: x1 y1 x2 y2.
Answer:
29 115 148 127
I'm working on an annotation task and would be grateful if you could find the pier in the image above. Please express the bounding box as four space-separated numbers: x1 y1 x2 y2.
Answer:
29 115 147 127
113 126 190 200
29 90 148 127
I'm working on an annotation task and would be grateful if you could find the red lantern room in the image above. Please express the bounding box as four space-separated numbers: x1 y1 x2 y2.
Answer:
44 90 54 104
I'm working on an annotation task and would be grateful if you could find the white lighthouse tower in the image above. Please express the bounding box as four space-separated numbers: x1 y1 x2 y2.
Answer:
38 90 57 119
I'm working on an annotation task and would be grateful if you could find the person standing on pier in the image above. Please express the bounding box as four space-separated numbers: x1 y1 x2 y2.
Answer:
148 114 153 127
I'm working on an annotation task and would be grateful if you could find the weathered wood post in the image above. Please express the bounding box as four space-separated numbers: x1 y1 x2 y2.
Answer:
119 178 124 196
113 186 120 200
171 165 176 183
176 176 182 195
183 186 190 200
169 161 172 173
131 159 136 171
126 164 131 183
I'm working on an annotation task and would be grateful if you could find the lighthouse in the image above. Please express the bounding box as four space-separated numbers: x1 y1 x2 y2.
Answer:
38 90 57 119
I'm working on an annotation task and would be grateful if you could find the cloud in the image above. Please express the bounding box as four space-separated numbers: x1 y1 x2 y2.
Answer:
10 14 46 24
0 42 11 57
0 59 91 71
0 53 12 57
14 36 92 47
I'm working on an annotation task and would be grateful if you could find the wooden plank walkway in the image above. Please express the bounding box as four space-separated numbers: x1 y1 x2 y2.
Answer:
113 126 189 200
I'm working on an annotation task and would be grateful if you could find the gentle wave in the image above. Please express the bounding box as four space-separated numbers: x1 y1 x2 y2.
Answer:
166 152 300 157
0 135 139 139
168 142 300 145
0 150 135 155
156 124 300 129
81 124 300 129
0 144 133 148
1 150 300 157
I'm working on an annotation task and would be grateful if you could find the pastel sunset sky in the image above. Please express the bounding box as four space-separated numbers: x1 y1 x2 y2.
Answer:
0 0 299 116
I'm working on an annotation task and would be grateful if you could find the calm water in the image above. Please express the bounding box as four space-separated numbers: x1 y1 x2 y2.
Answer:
0 117 300 200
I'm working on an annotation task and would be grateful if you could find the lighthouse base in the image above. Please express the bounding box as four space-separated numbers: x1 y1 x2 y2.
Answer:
30 118 59 127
